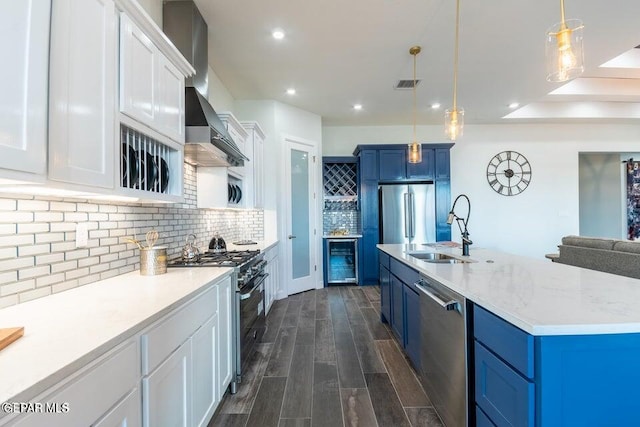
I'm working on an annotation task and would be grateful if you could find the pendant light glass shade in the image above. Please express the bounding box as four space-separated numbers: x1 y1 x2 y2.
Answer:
546 19 584 82
407 46 422 164
445 108 464 141
408 142 422 163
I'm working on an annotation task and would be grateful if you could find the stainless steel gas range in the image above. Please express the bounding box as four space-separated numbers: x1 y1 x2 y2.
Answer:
168 249 268 394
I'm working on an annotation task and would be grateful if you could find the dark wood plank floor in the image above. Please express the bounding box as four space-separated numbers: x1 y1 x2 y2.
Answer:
209 286 444 427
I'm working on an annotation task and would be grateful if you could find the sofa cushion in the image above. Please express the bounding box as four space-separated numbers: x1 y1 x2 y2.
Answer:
561 235 615 250
612 241 640 255
557 245 640 280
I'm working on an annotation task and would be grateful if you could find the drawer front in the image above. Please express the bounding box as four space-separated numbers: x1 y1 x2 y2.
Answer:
142 284 218 374
379 251 390 270
389 258 419 289
475 341 534 427
474 304 534 378
476 405 497 427
11 339 139 427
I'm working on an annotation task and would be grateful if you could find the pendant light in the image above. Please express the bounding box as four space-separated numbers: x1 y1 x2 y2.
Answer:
408 46 422 164
445 0 463 141
545 0 584 82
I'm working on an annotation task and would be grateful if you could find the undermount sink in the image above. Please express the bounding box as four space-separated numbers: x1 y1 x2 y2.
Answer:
407 252 471 264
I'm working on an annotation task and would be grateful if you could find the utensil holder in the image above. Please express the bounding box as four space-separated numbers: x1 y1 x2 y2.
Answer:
140 247 167 275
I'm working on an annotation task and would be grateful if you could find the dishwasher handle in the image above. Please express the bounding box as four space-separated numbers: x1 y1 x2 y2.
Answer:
415 280 460 311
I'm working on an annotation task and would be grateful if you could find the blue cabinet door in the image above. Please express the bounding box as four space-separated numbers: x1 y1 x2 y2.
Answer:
407 148 435 180
361 229 379 285
403 284 420 369
390 274 404 342
435 148 451 179
379 149 406 181
379 264 391 323
360 150 378 181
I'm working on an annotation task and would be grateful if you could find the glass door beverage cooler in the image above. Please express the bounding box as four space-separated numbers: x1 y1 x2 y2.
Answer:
326 238 358 284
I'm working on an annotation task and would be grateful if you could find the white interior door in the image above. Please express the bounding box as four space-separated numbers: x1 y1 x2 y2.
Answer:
285 138 317 295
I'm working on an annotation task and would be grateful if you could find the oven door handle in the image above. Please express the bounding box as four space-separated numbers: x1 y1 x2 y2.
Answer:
239 273 269 300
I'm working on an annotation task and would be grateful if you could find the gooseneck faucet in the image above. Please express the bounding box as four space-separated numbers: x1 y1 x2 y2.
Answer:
447 194 472 256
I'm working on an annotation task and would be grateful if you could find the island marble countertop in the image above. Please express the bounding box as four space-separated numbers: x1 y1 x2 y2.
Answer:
0 267 233 405
378 244 640 336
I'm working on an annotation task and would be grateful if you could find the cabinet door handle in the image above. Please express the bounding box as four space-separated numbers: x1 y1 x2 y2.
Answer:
404 193 410 238
288 235 297 239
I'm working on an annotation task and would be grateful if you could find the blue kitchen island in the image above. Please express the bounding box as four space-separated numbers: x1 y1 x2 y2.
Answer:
378 244 640 427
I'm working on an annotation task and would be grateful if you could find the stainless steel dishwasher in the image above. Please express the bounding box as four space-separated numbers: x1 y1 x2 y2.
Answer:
416 275 468 427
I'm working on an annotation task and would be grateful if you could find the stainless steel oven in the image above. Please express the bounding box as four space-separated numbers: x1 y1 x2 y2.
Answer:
236 265 268 378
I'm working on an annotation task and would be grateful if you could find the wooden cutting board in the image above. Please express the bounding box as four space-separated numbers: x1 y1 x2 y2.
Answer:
0 327 24 352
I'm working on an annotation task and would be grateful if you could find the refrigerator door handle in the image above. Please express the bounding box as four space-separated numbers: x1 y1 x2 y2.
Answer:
403 193 410 238
409 192 415 238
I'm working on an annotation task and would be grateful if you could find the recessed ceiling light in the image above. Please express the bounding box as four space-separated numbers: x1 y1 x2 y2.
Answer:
431 103 441 110
353 104 363 110
286 88 296 95
272 29 285 40
508 102 520 109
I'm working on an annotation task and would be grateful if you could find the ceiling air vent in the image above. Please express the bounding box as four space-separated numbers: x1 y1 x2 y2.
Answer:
395 79 421 90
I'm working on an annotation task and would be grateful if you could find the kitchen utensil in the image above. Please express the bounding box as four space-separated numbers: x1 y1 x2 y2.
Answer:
0 327 24 352
235 185 242 203
121 143 138 188
126 238 143 250
140 246 167 275
146 230 159 249
228 183 233 202
230 185 237 204
209 233 227 253
181 234 201 263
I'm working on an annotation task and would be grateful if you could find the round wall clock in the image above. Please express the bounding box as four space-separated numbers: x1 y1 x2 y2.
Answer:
486 150 531 196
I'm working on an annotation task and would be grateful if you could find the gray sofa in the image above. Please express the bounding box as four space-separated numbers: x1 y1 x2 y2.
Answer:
555 235 640 279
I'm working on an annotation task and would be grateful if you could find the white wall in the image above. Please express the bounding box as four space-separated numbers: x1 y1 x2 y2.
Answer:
137 0 162 27
323 123 640 258
207 65 235 112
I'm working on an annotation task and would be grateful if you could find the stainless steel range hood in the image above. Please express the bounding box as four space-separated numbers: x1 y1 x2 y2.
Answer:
163 1 247 167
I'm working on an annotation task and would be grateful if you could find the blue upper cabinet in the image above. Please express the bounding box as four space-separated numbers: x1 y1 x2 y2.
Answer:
407 147 435 180
359 149 378 181
379 149 406 181
435 148 450 179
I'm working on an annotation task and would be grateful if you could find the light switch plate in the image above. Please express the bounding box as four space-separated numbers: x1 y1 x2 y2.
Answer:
76 223 88 248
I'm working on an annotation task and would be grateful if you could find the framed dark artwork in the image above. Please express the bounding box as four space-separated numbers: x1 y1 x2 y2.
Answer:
627 160 640 241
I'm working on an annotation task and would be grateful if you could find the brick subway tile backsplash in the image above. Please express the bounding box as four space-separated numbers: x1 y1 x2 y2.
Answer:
0 163 264 308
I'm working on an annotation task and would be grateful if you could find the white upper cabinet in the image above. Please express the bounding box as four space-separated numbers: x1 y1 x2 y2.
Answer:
156 59 185 143
119 13 185 145
218 112 248 178
48 0 117 188
241 121 266 209
0 0 50 179
119 13 156 127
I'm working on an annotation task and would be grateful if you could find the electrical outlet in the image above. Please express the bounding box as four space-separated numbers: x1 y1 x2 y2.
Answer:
76 223 88 248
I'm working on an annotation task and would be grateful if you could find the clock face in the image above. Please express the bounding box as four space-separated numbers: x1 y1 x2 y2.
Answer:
486 151 531 196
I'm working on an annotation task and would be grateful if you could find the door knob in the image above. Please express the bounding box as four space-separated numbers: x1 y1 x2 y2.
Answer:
288 235 297 239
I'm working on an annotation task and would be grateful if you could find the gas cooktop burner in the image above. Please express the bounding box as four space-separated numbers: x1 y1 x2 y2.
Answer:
168 250 260 268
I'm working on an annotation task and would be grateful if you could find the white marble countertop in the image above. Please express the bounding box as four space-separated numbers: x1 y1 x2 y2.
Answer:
322 234 363 238
226 239 279 252
0 267 233 405
378 244 640 336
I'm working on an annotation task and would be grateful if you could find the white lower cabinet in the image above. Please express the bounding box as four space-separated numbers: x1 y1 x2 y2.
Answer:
142 340 192 427
6 339 139 427
141 276 233 427
218 276 233 399
192 314 218 427
1 277 233 427
264 245 280 313
93 388 141 427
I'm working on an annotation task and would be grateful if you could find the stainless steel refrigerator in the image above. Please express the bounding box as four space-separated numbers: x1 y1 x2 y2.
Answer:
379 183 436 244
